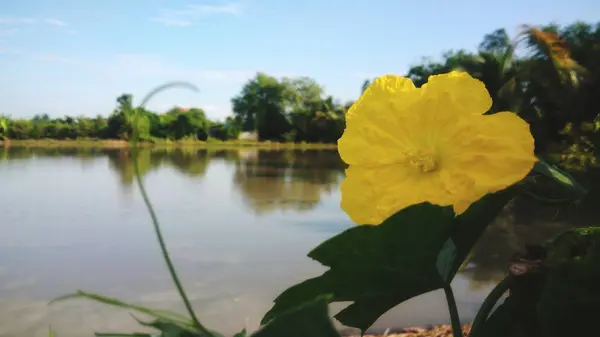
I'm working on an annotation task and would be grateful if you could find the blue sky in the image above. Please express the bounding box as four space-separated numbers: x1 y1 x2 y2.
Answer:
0 0 597 121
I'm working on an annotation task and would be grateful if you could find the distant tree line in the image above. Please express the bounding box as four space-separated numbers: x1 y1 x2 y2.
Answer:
0 93 240 143
1 21 599 170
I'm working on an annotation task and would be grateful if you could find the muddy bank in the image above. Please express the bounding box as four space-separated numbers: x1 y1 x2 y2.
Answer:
344 324 472 337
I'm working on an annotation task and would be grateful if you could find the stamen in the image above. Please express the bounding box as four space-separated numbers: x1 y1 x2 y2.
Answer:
407 151 438 173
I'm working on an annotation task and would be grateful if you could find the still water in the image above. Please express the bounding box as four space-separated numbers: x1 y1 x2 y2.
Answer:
0 147 583 336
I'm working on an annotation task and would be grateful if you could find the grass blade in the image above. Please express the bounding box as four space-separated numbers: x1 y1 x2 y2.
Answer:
50 290 195 329
129 81 212 335
95 333 154 337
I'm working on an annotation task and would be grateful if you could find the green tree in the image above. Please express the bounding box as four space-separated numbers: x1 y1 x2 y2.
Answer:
7 119 33 139
0 116 8 140
231 73 291 140
361 79 371 94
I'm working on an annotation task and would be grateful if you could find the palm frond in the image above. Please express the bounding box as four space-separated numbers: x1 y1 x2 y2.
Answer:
519 25 588 87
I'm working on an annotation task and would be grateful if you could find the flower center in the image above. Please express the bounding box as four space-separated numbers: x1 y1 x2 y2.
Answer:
407 151 438 173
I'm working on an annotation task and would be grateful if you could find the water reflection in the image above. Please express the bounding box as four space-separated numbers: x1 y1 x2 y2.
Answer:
0 146 594 337
1 147 346 213
106 148 213 186
233 150 344 214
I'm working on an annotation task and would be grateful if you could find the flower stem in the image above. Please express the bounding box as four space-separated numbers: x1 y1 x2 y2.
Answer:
469 276 512 337
132 148 212 336
128 82 202 334
443 284 463 337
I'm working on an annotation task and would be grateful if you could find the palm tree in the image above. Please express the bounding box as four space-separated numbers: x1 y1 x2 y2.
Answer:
516 25 589 151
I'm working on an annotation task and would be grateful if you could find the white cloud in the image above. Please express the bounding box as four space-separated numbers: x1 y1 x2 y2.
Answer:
43 18 68 27
186 3 242 15
0 17 35 25
25 52 259 85
151 2 243 26
95 53 257 84
0 16 69 29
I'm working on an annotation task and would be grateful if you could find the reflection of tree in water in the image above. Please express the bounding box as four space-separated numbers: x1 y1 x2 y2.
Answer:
168 148 211 177
1 147 109 161
107 149 158 186
107 148 213 187
232 150 345 214
462 191 600 289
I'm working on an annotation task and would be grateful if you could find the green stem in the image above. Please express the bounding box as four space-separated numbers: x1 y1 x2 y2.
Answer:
132 147 212 336
521 187 576 204
443 284 463 337
129 81 203 334
469 276 512 337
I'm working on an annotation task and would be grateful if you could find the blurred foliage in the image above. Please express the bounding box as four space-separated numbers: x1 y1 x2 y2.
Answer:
472 227 600 337
404 22 600 177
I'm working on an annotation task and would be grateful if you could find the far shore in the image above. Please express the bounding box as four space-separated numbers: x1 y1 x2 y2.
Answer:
0 138 338 150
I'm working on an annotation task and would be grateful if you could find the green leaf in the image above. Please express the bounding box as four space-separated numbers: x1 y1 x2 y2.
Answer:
533 160 587 196
48 326 56 337
436 238 457 283
468 276 513 337
50 291 196 330
252 295 340 337
261 203 455 332
472 296 518 337
441 188 516 282
233 329 247 337
133 319 205 337
131 315 224 337
473 227 600 337
537 226 600 337
95 333 154 337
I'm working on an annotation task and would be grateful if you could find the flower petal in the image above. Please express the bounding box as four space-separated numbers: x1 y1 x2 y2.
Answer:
422 71 492 116
338 75 419 166
340 163 453 225
441 111 536 203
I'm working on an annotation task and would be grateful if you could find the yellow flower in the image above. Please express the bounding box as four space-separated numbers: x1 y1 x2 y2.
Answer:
338 71 537 225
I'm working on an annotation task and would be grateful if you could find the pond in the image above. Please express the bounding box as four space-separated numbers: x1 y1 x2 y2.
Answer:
0 147 584 337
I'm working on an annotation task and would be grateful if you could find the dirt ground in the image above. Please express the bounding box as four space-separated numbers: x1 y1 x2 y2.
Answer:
350 324 472 337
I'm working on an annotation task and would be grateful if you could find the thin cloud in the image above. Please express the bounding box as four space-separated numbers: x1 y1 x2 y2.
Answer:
43 18 68 27
25 52 298 89
0 17 35 25
151 2 243 27
186 3 242 15
27 52 258 84
0 16 70 31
